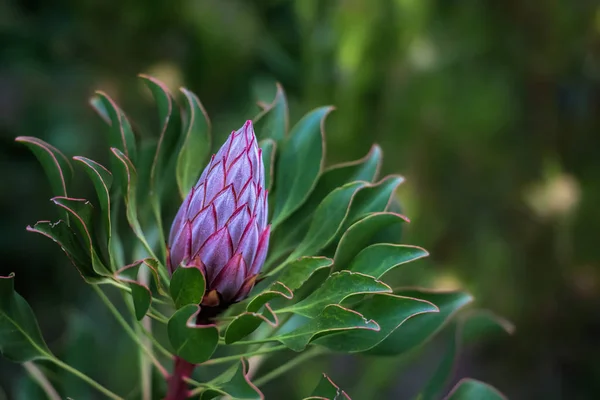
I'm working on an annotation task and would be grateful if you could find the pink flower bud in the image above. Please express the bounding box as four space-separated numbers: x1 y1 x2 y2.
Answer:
168 121 270 303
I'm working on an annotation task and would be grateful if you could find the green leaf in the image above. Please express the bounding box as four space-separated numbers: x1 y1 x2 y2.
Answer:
259 139 276 192
253 83 288 143
315 293 438 352
307 373 350 400
278 271 392 318
445 379 506 400
348 244 428 278
271 107 333 227
333 213 410 271
288 182 366 260
167 304 219 364
0 274 52 362
200 359 263 400
93 91 137 164
15 136 73 198
72 157 113 249
273 304 380 352
420 311 514 400
169 266 206 309
177 88 212 199
51 197 111 276
249 257 332 312
115 259 166 320
343 175 404 228
367 290 474 356
224 305 277 344
268 144 382 263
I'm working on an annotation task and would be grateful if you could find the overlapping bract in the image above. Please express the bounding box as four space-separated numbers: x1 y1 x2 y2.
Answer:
168 120 270 303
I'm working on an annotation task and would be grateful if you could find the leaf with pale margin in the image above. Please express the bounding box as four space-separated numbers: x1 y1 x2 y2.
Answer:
271 107 333 227
315 293 438 352
93 92 137 163
288 182 366 260
170 267 206 309
0 274 52 362
167 304 219 364
348 244 428 278
259 139 276 191
367 289 474 356
444 379 507 400
278 271 392 318
306 373 351 400
248 257 333 312
177 88 211 199
200 358 263 400
115 259 166 320
51 197 111 276
15 136 73 199
273 304 379 352
268 144 381 262
224 305 277 344
253 83 288 143
333 213 410 272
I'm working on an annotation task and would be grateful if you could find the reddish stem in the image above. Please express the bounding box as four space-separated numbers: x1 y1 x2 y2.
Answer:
165 356 196 400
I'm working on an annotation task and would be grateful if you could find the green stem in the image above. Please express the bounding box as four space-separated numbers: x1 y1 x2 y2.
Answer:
92 285 168 378
147 311 169 324
137 321 175 359
203 345 287 366
23 362 61 400
49 357 123 400
253 347 324 387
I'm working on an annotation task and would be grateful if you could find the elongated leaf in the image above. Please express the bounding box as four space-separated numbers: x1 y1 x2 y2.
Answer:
170 266 206 309
315 293 438 352
26 221 102 282
51 197 111 275
177 88 212 199
445 379 506 400
308 374 351 400
348 244 428 278
94 91 137 163
367 290 474 356
268 144 382 263
288 182 366 260
343 175 404 229
259 139 276 191
167 305 219 364
333 213 410 271
224 305 277 344
272 107 333 227
278 271 392 318
0 274 52 362
15 136 73 199
200 359 263 400
253 83 288 143
115 259 166 320
249 257 332 312
72 157 112 246
274 304 379 351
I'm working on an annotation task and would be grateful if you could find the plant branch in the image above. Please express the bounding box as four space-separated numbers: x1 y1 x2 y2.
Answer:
253 347 324 387
23 362 61 400
202 345 287 366
49 357 123 400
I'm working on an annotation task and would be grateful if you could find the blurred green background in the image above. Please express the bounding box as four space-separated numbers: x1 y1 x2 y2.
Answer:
2 0 600 399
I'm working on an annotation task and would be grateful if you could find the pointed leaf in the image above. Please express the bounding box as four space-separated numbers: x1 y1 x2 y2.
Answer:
445 379 506 400
94 92 137 163
278 271 392 318
272 107 333 227
348 244 428 278
200 359 263 400
253 83 288 143
224 305 277 344
177 88 212 199
308 374 351 400
15 136 73 198
315 293 438 352
167 304 219 364
274 304 379 352
367 290 474 356
333 213 409 272
51 197 111 275
115 259 166 320
170 266 206 309
288 182 366 260
0 274 52 362
259 139 276 191
26 221 103 283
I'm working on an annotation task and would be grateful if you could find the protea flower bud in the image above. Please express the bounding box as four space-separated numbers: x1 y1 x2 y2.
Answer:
168 120 270 305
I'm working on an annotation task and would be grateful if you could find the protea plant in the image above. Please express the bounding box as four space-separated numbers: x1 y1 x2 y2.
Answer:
2 77 511 400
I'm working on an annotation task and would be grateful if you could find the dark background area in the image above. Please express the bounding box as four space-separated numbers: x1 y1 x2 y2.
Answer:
1 0 600 399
